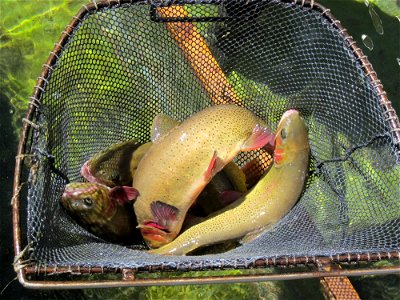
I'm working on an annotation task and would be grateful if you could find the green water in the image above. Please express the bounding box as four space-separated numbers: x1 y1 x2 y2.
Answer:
1 0 399 299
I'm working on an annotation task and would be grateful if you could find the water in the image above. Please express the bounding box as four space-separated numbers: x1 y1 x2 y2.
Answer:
369 5 384 35
362 33 374 50
1 0 399 298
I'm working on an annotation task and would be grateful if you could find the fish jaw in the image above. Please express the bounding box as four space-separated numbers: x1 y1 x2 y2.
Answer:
138 222 175 248
137 200 181 248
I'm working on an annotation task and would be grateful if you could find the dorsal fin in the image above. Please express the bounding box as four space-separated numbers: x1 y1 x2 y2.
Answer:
151 114 180 143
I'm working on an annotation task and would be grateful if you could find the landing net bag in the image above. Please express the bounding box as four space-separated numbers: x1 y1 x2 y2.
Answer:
18 0 400 272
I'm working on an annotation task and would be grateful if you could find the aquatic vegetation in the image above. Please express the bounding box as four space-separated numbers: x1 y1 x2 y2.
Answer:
80 270 324 300
356 0 400 17
1 0 399 299
0 0 86 135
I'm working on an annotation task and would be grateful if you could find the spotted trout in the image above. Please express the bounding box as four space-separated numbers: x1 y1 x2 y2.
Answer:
133 104 274 248
149 109 310 255
61 182 140 244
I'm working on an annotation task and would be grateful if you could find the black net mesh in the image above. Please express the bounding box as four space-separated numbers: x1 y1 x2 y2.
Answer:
26 0 400 270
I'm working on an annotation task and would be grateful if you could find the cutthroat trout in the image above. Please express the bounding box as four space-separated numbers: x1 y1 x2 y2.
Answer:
149 109 310 255
133 104 274 248
61 182 139 244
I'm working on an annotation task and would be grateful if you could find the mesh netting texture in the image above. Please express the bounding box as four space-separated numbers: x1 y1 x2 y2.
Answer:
26 0 400 270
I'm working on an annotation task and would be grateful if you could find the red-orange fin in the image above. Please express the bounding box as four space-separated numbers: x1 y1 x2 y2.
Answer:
109 186 139 205
151 201 178 225
205 151 218 179
219 190 243 206
242 124 275 151
204 151 223 180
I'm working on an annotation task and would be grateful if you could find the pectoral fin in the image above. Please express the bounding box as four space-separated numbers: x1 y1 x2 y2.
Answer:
151 201 179 228
204 151 224 181
242 124 275 152
151 114 180 142
109 186 139 205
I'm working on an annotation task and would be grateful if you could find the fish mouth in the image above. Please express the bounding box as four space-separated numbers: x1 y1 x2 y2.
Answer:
138 221 175 248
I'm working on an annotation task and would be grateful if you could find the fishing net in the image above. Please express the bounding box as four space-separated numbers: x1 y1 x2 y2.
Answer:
22 0 400 271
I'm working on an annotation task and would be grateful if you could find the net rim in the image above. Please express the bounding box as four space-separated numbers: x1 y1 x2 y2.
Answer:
12 0 400 281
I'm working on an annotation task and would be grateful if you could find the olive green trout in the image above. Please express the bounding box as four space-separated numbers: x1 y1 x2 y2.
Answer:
149 109 310 255
61 182 140 244
81 140 152 187
133 104 274 248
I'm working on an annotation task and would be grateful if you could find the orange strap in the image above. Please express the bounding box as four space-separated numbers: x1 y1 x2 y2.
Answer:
319 263 361 300
320 276 361 300
158 6 241 105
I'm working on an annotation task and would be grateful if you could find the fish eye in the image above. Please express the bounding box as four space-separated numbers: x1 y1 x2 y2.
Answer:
83 198 93 206
280 128 287 139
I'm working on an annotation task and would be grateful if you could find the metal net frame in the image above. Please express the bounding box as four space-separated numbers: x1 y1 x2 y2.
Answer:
12 0 400 288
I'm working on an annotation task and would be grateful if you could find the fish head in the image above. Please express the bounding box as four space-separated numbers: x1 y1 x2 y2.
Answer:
136 200 180 248
274 109 309 166
61 182 116 225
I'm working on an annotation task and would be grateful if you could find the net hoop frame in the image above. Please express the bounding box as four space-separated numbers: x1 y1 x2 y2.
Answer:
12 0 400 288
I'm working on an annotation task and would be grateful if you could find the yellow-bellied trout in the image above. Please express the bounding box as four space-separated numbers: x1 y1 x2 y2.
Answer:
61 182 140 244
133 104 274 248
149 109 310 255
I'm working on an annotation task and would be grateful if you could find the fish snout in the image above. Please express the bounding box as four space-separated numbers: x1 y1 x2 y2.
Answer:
138 221 176 248
281 109 299 119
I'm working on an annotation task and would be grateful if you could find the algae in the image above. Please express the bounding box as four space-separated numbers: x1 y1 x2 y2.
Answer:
1 0 399 299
